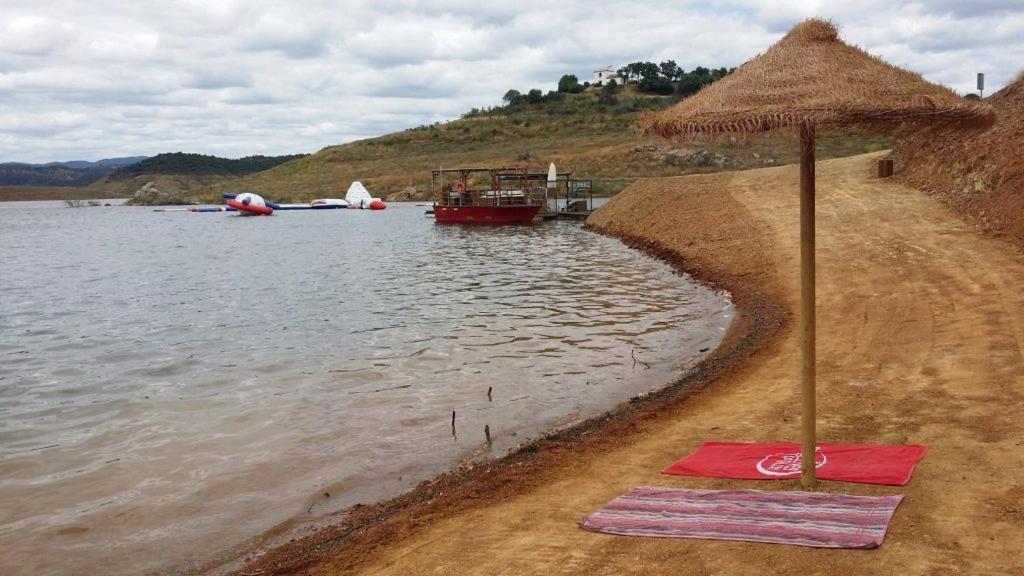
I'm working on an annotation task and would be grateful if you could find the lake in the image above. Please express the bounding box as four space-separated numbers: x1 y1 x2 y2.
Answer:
0 200 731 575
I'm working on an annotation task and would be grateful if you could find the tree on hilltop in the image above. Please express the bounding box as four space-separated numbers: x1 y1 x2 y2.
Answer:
617 61 662 84
659 60 682 81
634 62 659 81
557 74 584 93
503 89 523 106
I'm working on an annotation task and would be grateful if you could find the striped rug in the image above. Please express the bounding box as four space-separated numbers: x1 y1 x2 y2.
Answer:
580 487 903 548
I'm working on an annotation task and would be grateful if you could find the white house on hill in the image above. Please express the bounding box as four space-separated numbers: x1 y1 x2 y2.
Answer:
593 66 622 85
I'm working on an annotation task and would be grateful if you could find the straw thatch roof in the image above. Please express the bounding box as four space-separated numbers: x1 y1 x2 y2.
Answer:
644 19 994 137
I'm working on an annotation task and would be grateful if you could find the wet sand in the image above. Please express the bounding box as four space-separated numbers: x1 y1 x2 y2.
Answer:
225 152 1023 576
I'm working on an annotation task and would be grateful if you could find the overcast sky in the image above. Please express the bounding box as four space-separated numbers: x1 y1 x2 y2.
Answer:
0 0 1021 163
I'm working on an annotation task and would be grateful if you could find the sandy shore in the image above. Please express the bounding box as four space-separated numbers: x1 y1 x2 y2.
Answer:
226 152 1023 575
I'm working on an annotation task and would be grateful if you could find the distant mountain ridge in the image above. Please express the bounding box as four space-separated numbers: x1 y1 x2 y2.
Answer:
0 156 149 187
41 157 150 170
1 152 305 188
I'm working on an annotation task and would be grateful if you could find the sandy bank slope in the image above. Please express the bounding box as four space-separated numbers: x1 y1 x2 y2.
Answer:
244 153 1023 575
893 73 1024 249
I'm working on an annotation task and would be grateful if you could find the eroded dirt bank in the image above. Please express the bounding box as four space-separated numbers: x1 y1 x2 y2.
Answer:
229 152 1023 576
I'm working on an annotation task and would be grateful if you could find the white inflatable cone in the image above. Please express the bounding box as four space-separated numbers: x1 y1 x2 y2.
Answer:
345 181 372 208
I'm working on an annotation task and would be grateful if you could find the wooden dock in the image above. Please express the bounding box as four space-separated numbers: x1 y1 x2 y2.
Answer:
537 210 593 221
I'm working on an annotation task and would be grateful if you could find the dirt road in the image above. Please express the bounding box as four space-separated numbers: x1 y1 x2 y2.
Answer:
238 152 1024 575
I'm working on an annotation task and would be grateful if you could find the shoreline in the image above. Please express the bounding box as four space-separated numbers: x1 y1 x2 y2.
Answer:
218 152 1024 575
209 180 790 576
0 186 117 202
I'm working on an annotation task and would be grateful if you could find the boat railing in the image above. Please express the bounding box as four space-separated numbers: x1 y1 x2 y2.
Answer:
441 187 546 207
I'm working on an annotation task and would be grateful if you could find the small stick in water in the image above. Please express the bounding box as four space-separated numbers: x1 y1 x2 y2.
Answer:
451 410 457 437
487 386 492 401
631 348 650 371
484 424 492 445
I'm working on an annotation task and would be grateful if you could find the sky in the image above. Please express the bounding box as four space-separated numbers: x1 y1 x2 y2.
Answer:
0 0 1021 163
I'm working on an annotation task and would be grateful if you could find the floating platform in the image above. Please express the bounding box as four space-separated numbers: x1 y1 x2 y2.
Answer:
538 210 593 220
556 210 593 220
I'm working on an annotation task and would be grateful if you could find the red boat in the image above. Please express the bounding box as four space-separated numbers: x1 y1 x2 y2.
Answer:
432 167 544 224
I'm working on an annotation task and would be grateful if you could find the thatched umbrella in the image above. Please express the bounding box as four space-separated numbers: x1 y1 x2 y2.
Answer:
644 19 993 488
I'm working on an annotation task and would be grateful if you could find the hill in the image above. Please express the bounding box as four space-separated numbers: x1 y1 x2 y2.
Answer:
92 152 308 200
0 163 108 187
0 156 149 187
219 85 889 202
46 156 149 170
893 71 1024 247
108 152 306 178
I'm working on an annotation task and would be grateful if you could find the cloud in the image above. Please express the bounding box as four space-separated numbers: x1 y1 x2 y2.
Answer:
237 15 333 59
0 16 75 57
0 0 1021 162
187 67 254 90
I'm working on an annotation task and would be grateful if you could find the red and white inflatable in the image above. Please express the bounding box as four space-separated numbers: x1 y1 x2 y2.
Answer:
344 181 386 210
226 192 273 216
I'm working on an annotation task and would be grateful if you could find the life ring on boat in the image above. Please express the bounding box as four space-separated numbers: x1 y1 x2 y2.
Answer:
455 180 467 193
226 192 273 216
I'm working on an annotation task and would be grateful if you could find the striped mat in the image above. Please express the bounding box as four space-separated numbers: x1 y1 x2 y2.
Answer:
580 487 903 548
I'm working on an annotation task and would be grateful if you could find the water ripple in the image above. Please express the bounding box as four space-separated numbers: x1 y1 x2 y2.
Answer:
0 201 731 576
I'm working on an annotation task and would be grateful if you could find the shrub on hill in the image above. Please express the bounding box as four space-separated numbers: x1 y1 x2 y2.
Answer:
638 77 674 95
558 74 584 94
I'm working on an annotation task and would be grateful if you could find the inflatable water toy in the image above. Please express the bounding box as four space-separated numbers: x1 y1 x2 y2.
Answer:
310 198 349 209
191 206 237 212
226 192 273 216
344 181 387 210
220 193 349 210
153 191 383 215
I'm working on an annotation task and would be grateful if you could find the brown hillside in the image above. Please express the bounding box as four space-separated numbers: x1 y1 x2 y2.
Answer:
216 87 888 203
90 173 233 201
893 72 1024 247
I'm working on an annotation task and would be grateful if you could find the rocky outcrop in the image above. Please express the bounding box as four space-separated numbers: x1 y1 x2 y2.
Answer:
124 181 194 206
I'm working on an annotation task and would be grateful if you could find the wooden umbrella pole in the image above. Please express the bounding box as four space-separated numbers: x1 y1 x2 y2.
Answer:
799 119 817 489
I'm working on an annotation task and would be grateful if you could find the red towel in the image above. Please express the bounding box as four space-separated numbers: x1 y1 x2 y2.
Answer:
663 442 927 486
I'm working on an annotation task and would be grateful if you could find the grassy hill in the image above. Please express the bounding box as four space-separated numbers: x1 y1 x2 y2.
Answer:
91 152 307 200
110 152 306 178
216 85 890 203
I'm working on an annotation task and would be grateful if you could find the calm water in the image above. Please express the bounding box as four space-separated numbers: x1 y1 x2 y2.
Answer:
0 201 731 575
